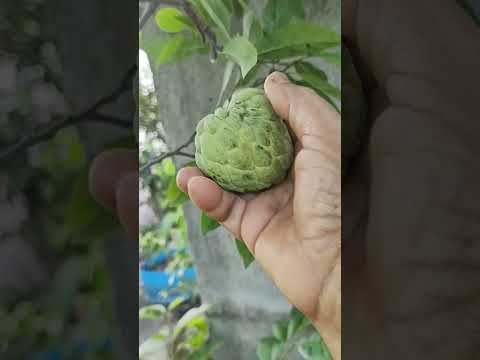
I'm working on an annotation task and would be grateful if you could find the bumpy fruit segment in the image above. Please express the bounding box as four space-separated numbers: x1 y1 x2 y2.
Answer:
195 88 294 193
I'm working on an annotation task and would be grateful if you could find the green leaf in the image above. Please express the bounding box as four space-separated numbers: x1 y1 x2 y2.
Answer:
257 337 279 360
243 10 255 38
295 61 327 81
187 341 222 360
235 238 255 268
287 306 311 338
165 176 189 206
262 0 305 32
168 297 186 312
294 62 340 99
236 62 261 88
317 51 341 66
198 0 232 40
292 79 339 113
256 22 340 56
259 43 337 61
272 319 289 341
200 212 221 235
155 7 190 33
222 36 258 78
139 304 167 320
298 332 333 360
271 342 285 359
143 35 206 68
217 60 236 106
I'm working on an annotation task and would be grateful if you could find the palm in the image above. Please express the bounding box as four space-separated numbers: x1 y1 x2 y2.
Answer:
343 1 480 357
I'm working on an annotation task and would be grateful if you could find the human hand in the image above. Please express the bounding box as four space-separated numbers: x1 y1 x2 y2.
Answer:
177 72 341 358
343 0 480 358
88 149 139 240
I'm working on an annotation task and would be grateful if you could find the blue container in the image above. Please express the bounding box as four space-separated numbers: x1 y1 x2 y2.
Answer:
140 250 197 305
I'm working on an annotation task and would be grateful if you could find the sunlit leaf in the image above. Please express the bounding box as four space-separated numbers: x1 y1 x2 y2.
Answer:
222 36 258 78
139 304 167 320
168 297 186 312
155 7 190 33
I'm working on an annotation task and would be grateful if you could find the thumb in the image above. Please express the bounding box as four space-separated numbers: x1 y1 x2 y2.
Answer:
264 72 340 157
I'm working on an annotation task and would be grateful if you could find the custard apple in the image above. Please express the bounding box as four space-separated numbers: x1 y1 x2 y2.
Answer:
195 88 294 193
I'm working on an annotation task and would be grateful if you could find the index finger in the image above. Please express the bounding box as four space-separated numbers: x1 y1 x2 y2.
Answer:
264 72 340 157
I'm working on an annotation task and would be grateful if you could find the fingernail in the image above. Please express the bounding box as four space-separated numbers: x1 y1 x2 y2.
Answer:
268 71 290 84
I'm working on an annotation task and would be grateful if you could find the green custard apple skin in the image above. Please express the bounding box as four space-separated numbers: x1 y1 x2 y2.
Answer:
195 88 294 193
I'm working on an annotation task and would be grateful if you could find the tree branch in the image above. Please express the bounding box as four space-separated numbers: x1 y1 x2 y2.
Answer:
140 132 196 172
0 65 137 163
140 2 159 30
180 0 220 62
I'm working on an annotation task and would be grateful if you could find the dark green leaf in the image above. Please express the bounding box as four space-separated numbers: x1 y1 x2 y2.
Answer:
222 36 258 78
236 62 262 88
262 0 305 32
297 75 340 100
295 61 327 81
200 212 221 235
259 43 338 61
235 238 255 268
293 79 340 112
298 332 332 360
155 7 190 33
287 306 311 338
256 22 340 56
272 319 289 341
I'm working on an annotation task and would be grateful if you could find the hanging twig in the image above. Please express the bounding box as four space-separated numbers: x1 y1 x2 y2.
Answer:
0 65 137 163
140 132 196 172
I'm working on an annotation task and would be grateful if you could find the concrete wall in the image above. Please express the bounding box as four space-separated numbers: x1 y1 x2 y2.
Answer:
144 1 340 358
